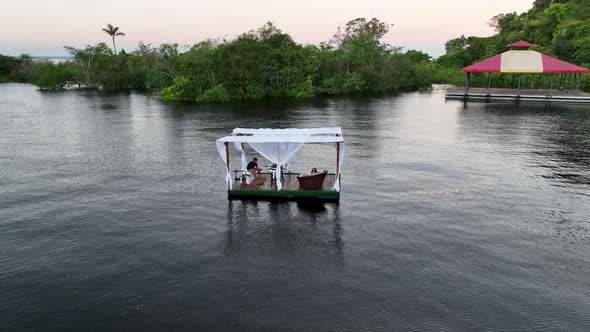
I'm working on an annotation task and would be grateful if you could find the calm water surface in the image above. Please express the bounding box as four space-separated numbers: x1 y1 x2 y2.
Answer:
1 83 590 331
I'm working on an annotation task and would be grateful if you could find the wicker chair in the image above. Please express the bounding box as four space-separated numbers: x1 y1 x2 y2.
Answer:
297 171 327 190
251 176 266 186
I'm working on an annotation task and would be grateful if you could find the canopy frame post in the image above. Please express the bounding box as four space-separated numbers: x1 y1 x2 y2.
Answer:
241 143 245 172
225 142 230 190
336 142 340 177
275 143 280 191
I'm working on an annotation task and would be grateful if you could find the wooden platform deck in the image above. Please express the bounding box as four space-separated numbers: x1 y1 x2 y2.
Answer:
228 172 340 201
446 87 590 103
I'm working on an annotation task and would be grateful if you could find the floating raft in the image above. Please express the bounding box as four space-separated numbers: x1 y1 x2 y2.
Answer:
446 87 590 104
228 172 340 202
216 127 345 203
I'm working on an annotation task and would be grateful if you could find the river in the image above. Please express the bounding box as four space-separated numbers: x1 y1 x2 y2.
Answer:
1 83 589 331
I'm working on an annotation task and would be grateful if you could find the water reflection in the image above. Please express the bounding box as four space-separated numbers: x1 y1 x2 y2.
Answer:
456 101 590 187
539 110 590 186
223 201 344 265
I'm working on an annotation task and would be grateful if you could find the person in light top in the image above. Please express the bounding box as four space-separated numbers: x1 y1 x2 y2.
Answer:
301 168 318 177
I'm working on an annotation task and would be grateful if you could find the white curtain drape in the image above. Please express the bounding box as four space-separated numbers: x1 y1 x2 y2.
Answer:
234 142 255 184
248 142 305 190
234 142 254 184
234 143 247 171
333 142 345 192
215 141 233 190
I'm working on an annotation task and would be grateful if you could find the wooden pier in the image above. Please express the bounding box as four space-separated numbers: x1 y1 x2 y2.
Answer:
446 87 590 104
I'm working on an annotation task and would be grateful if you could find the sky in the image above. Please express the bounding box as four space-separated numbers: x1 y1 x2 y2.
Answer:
0 0 534 57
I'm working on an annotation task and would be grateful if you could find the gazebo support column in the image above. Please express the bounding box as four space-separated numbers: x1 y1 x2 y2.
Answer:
559 73 563 89
464 73 471 89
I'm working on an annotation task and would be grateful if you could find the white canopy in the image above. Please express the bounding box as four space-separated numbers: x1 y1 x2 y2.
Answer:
217 127 344 143
216 127 345 191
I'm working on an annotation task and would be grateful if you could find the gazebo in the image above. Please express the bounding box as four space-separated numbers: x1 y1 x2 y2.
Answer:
446 40 590 103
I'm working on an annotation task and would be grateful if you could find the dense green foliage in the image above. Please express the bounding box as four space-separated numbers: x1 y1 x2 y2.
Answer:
5 2 590 98
0 54 34 83
153 19 439 102
1 18 440 100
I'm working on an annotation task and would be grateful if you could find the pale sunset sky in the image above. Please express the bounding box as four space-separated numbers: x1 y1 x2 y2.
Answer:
0 0 534 57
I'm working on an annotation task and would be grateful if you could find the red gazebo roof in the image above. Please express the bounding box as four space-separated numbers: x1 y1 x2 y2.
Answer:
509 40 536 48
462 42 589 74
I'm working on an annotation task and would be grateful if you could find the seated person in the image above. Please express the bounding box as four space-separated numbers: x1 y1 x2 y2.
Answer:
247 158 261 176
301 168 319 177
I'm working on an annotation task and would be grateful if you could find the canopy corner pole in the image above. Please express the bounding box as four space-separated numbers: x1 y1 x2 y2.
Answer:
241 143 245 170
225 142 230 190
275 143 281 191
336 142 340 178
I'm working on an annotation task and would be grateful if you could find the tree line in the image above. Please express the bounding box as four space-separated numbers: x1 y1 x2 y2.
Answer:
0 18 447 101
3 1 590 99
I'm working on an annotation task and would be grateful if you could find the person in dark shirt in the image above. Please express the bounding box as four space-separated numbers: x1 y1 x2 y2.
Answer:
247 158 261 175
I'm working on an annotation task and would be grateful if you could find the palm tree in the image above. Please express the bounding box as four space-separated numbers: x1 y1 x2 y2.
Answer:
102 24 125 55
